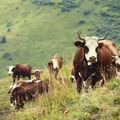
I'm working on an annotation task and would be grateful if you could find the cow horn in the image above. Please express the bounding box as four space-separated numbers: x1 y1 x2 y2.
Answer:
98 32 108 41
77 32 86 44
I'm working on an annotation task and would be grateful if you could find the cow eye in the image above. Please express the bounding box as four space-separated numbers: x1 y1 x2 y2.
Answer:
113 42 116 47
85 46 89 53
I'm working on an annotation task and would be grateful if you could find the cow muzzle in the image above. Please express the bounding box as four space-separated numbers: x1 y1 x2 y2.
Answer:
88 56 96 65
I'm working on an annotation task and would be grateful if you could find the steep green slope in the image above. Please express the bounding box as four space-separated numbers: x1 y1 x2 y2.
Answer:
0 0 120 78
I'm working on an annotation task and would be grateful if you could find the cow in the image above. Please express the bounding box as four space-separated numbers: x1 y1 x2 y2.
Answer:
31 69 43 81
73 33 93 93
7 64 32 84
72 32 113 91
47 55 63 79
96 40 117 80
97 38 120 72
10 80 49 110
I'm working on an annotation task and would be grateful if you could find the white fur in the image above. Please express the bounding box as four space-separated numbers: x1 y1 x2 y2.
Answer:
7 65 15 75
83 80 88 88
70 75 75 79
52 59 59 69
84 37 98 62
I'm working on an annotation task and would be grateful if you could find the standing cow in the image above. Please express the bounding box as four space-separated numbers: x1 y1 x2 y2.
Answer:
73 33 93 93
47 55 63 79
72 32 112 91
7 64 32 84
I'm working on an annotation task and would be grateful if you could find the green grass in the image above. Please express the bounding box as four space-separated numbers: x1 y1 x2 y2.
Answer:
0 66 120 120
0 0 120 77
0 0 120 119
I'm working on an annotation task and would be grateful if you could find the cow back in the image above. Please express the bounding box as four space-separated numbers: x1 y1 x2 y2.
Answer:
14 64 32 76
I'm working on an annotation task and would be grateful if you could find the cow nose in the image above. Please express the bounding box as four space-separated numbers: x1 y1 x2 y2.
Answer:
89 56 96 63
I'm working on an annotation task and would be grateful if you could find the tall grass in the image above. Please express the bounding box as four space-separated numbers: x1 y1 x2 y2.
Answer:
5 66 120 120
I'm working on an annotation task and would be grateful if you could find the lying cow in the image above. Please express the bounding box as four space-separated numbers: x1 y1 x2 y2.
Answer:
7 64 32 84
47 55 63 78
10 80 49 110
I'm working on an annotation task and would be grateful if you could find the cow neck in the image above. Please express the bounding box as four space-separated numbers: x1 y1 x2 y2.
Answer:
73 47 85 65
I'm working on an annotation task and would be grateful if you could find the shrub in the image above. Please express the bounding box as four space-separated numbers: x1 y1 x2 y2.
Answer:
94 0 100 5
100 12 110 17
0 36 7 44
32 0 55 6
108 3 120 12
83 10 91 16
60 0 79 12
2 52 12 60
78 20 86 25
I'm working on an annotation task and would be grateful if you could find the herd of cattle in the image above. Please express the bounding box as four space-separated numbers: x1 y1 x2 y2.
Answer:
7 32 120 110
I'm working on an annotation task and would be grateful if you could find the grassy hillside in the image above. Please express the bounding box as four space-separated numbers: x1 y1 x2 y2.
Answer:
0 1 120 119
0 67 120 120
0 0 120 77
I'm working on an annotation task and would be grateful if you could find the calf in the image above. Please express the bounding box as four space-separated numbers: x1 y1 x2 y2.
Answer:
7 64 32 84
10 80 49 110
47 55 63 78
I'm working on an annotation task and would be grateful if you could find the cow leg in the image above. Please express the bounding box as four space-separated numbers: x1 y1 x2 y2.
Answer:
83 80 89 93
28 75 31 80
17 75 20 81
91 76 97 90
13 77 16 84
13 78 15 84
99 78 104 87
76 76 82 93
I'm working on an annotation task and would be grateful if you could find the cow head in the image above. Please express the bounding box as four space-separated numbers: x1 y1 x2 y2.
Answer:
10 86 25 110
48 60 59 78
7 65 15 76
75 32 99 65
76 32 110 65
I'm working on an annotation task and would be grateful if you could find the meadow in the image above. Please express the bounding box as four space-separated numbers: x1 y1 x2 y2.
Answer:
0 0 120 77
0 66 120 120
0 0 120 119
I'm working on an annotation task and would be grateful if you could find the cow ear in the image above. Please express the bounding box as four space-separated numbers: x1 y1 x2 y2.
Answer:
48 61 53 66
84 46 89 53
98 42 104 48
74 41 82 47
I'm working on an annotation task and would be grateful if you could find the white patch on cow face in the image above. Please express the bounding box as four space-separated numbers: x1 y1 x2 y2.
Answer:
84 37 98 63
52 59 59 69
7 65 15 75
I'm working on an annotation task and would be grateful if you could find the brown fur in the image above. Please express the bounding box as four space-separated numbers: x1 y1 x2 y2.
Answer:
73 42 91 93
12 64 32 84
47 55 63 78
96 43 116 79
10 80 49 110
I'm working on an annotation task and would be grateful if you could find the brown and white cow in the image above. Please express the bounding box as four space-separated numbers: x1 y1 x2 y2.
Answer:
97 38 120 71
7 64 32 84
96 40 117 79
47 55 63 78
73 34 93 93
72 32 113 90
10 80 49 110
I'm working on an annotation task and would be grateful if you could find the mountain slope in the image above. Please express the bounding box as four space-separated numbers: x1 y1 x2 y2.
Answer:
0 0 120 77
